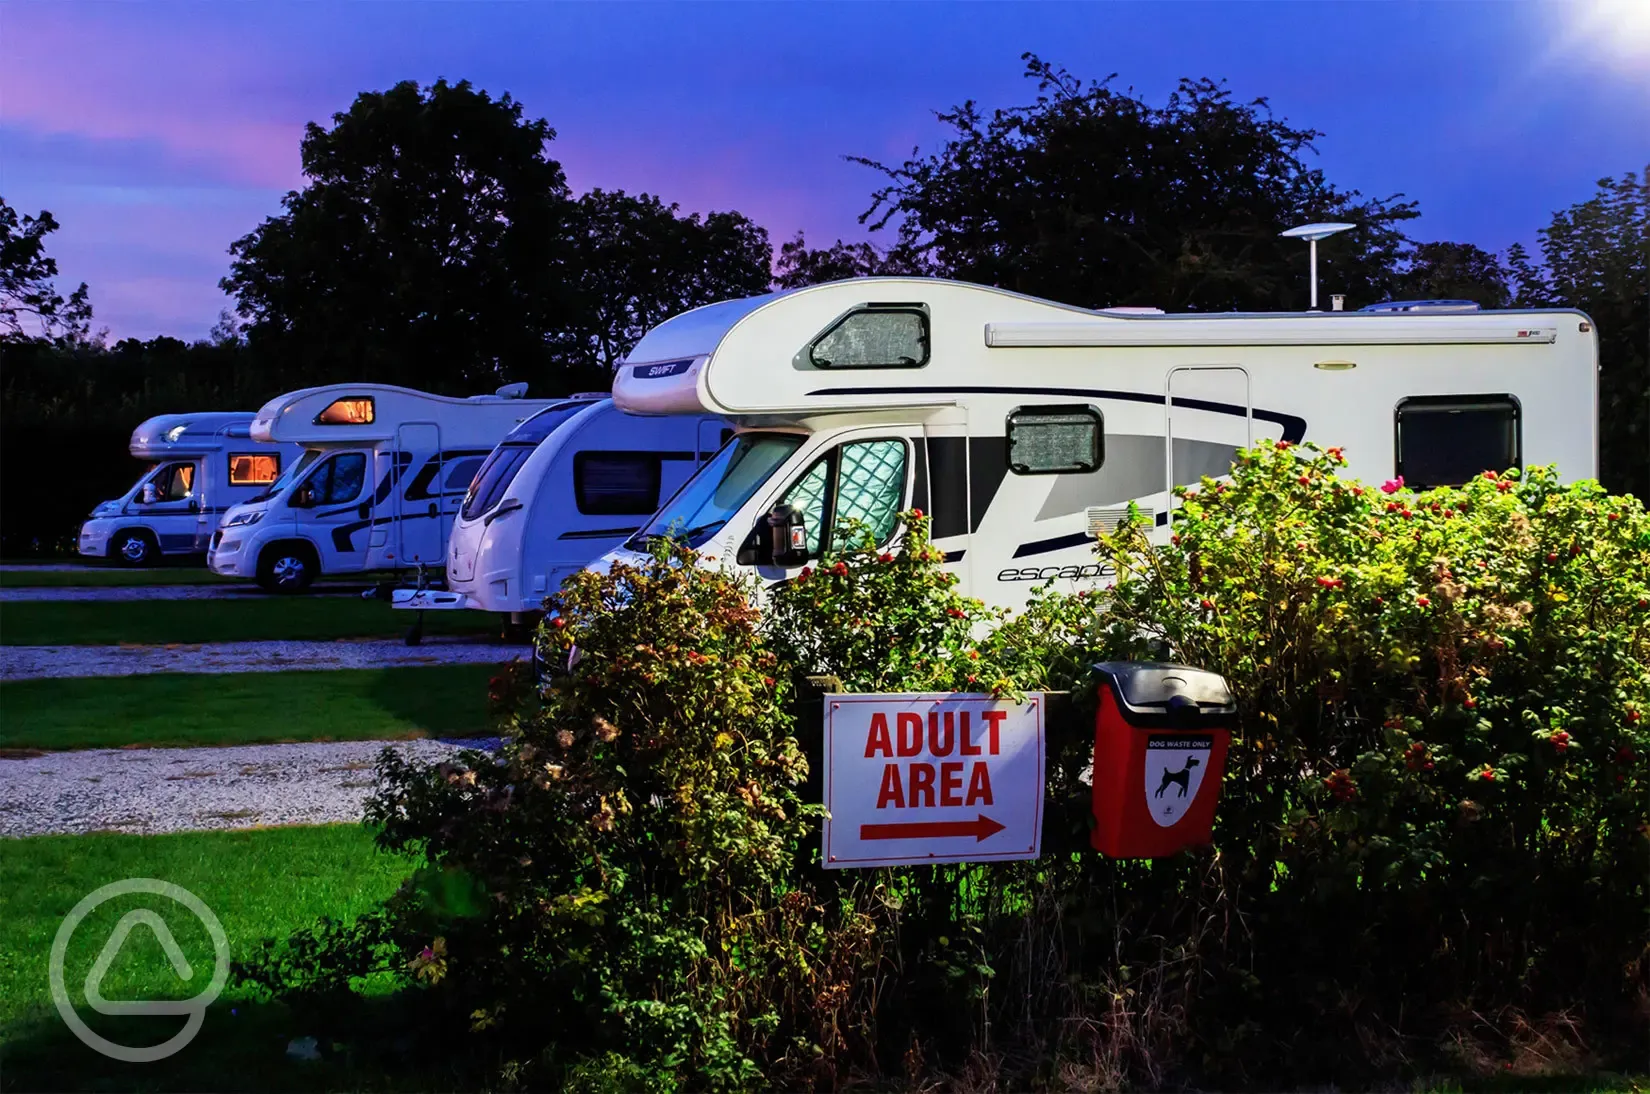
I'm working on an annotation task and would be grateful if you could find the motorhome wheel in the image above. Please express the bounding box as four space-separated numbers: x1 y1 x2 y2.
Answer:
112 530 155 567
258 545 316 593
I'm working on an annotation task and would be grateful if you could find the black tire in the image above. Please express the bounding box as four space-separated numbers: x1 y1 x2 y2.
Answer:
110 529 156 567
256 543 317 594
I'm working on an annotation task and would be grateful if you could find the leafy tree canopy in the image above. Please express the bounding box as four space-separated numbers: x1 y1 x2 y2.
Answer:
1391 241 1512 309
0 197 94 345
851 54 1419 312
772 230 928 289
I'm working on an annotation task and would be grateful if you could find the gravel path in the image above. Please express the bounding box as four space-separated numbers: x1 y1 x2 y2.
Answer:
0 636 531 680
0 584 367 602
0 737 502 837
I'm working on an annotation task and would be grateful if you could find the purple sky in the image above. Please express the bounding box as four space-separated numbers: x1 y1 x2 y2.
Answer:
3 1 1647 342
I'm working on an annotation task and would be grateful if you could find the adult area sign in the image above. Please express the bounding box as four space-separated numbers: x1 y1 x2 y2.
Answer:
821 693 1044 869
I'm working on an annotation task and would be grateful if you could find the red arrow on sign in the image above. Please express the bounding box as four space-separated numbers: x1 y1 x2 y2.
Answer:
860 814 1006 842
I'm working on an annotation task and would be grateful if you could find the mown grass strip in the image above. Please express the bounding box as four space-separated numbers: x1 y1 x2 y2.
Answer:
0 596 496 646
0 825 416 1091
0 664 499 751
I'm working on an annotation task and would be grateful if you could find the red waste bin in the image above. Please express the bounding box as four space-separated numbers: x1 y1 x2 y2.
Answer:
1090 661 1236 858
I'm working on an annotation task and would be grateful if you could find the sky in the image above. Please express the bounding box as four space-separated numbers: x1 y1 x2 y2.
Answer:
2 0 1648 343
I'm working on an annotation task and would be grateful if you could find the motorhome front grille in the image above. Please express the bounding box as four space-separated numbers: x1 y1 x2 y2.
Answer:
211 530 223 550
1086 507 1134 538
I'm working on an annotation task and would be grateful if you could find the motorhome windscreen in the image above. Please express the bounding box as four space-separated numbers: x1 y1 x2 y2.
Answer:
627 433 805 549
253 449 320 502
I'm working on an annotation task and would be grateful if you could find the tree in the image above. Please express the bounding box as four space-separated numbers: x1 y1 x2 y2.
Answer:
850 54 1419 313
1510 169 1648 501
553 189 773 373
772 231 929 289
0 197 94 344
221 79 578 394
1389 241 1511 309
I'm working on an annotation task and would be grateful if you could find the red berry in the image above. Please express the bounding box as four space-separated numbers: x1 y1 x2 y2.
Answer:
1200 598 1215 610
1483 471 1498 481
762 676 775 687
909 508 924 519
1417 596 1430 607
1386 502 1399 512
1639 599 1648 609
1298 475 1311 487
1352 486 1365 497
550 617 565 629
1607 512 1620 521
1464 696 1476 709
1496 480 1513 492
1628 710 1642 724
1171 535 1180 545
1480 768 1497 782
1547 553 1559 563
1275 441 1291 450
968 649 979 660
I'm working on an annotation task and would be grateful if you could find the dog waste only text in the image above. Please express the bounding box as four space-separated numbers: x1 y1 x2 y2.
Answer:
821 693 1044 868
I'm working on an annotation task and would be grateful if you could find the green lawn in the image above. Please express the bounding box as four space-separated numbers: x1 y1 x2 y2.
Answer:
0 664 501 751
0 825 418 1091
0 597 498 646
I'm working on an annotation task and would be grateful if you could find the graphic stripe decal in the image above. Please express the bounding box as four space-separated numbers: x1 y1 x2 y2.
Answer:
1012 532 1092 559
807 385 1307 444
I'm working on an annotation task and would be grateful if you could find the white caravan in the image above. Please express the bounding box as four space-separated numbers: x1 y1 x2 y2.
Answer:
597 277 1598 613
391 396 729 626
78 413 301 566
208 383 560 591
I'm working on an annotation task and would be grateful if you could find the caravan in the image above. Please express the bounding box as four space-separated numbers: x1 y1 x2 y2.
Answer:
392 396 728 626
208 383 560 591
78 413 302 566
599 277 1598 612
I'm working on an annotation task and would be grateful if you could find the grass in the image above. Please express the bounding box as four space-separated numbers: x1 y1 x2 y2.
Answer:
0 825 420 1091
0 664 501 751
0 568 240 588
0 596 497 646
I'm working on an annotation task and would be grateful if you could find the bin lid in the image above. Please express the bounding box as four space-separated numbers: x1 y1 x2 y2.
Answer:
1092 661 1236 716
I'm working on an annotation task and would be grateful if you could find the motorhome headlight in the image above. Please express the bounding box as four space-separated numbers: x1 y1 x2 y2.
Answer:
225 510 265 528
90 501 121 517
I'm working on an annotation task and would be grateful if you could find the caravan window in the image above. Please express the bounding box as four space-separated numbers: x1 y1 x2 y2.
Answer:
462 447 532 520
574 452 663 516
1395 395 1521 489
442 457 486 493
779 438 908 556
314 397 375 425
1006 406 1104 474
228 453 280 486
808 305 930 369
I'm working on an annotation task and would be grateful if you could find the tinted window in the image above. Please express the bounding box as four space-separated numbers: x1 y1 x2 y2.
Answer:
150 462 196 501
1006 406 1104 474
314 397 374 425
442 456 486 493
809 306 929 368
503 402 589 445
228 452 280 486
574 452 663 516
1395 395 1521 489
300 452 367 506
461 446 533 521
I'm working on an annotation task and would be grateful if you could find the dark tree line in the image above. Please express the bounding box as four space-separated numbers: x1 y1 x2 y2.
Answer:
3 63 1644 551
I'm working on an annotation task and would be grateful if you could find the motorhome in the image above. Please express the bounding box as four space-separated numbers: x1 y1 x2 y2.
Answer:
78 413 302 566
597 277 1598 614
208 383 561 591
391 396 729 629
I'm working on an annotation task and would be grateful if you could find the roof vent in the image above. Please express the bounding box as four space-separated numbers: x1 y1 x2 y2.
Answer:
1100 306 1166 316
1360 299 1481 314
494 381 529 399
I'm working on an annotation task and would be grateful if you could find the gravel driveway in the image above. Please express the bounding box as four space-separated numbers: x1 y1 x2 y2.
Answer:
0 737 501 836
0 636 531 680
0 585 366 602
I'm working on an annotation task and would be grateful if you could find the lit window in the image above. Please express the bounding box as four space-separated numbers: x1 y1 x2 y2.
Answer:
315 397 375 425
1006 406 1104 475
228 453 280 486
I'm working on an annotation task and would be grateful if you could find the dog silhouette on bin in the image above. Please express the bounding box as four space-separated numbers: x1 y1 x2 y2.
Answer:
1154 755 1201 799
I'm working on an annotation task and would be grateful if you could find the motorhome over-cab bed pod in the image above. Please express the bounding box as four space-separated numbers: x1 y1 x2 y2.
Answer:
608 278 1596 613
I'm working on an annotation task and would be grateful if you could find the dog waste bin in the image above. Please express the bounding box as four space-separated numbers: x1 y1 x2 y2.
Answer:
1090 661 1236 858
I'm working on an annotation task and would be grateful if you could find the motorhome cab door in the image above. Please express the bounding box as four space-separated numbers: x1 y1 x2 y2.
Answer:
291 450 372 570
395 423 444 567
748 430 914 583
1165 366 1252 520
137 460 204 553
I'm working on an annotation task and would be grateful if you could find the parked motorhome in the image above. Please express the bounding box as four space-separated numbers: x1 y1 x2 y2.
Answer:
391 396 729 627
598 277 1598 613
78 413 302 566
208 383 560 591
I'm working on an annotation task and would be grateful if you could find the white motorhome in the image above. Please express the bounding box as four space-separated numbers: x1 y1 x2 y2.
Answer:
391 396 729 626
597 277 1598 613
78 413 302 566
208 383 560 591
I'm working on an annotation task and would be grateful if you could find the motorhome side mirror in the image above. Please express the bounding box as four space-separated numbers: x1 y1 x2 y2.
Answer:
293 484 315 508
765 504 809 568
139 483 157 505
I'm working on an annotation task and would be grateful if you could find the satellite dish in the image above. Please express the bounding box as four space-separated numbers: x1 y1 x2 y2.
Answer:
1280 222 1356 242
